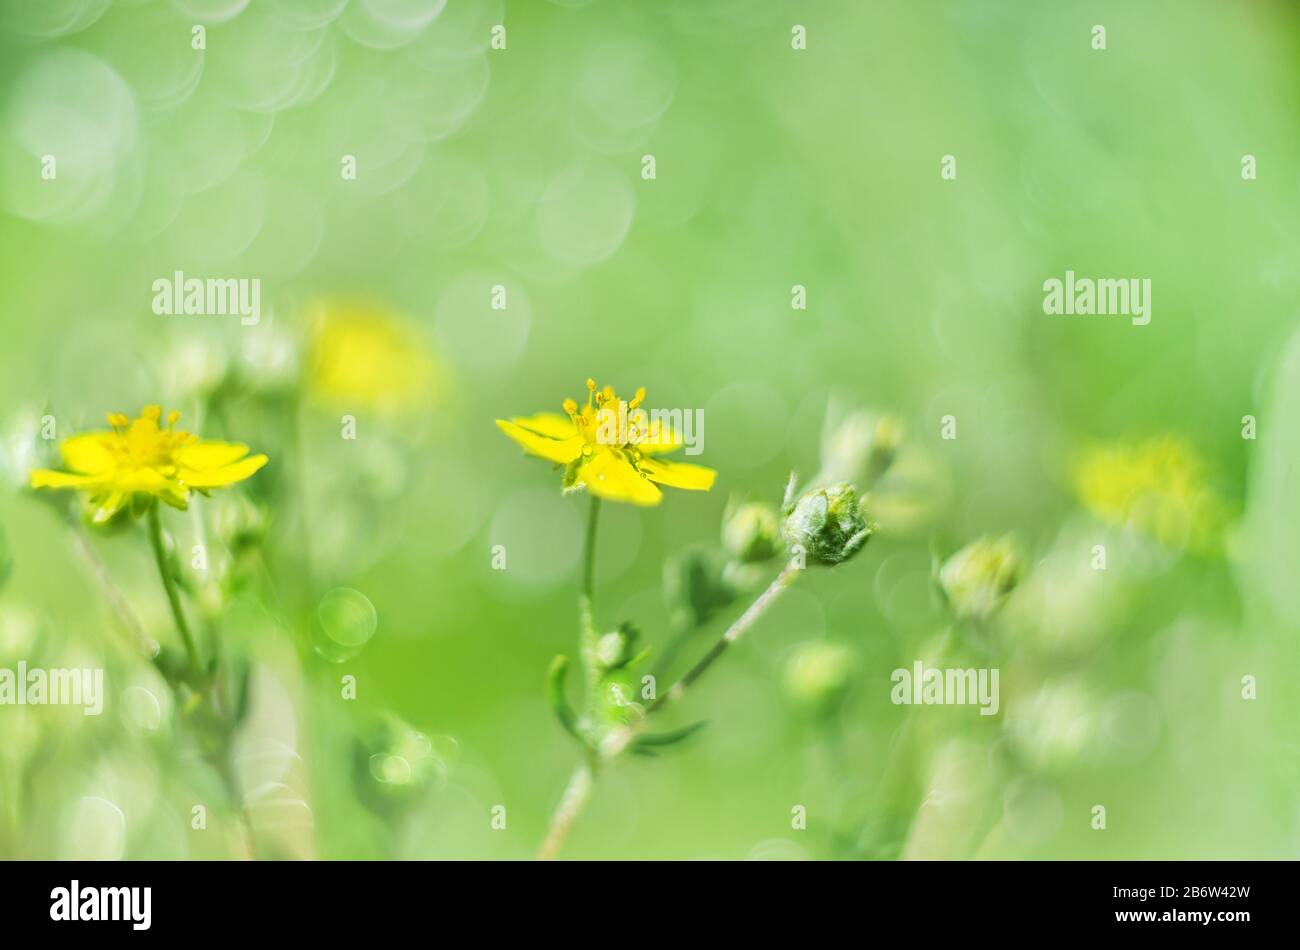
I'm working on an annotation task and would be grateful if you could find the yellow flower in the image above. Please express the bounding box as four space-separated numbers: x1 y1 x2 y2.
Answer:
496 379 716 506
307 299 441 415
29 405 268 523
1073 436 1226 552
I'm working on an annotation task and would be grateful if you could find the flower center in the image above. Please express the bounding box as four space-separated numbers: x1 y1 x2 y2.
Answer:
107 406 192 472
562 379 649 452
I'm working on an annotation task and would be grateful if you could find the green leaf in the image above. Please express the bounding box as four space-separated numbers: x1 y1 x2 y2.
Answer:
781 471 799 513
546 655 583 742
632 719 708 752
560 458 583 493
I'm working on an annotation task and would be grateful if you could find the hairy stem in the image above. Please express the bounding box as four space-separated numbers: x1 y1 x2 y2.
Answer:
536 760 594 861
537 497 602 860
147 501 202 677
578 496 601 710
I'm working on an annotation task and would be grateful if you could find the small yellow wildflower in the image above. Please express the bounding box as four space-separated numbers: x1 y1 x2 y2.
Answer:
307 299 441 415
1074 436 1226 552
30 405 268 523
496 379 716 506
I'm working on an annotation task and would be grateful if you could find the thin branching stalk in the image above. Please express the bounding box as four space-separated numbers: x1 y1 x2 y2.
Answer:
648 560 799 715
146 501 202 677
538 557 802 858
578 496 601 713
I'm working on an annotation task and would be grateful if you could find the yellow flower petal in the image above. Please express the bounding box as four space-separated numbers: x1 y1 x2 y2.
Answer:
30 469 100 489
636 420 684 455
114 467 172 492
496 418 584 465
638 457 716 491
60 434 115 474
179 454 268 488
173 441 252 470
579 450 663 506
511 412 577 440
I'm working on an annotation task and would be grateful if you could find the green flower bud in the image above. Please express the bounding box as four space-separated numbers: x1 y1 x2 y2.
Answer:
818 409 905 488
783 641 856 716
593 621 641 671
213 491 267 554
937 534 1024 622
864 414 904 485
721 499 782 563
594 632 624 668
355 714 450 811
663 546 737 629
596 668 644 728
781 482 873 565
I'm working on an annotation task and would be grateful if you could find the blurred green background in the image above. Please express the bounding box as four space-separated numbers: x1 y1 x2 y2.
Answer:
0 0 1298 860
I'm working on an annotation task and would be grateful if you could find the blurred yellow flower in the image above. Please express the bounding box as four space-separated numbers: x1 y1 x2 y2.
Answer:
307 299 441 414
1073 436 1227 552
497 379 716 506
29 405 267 523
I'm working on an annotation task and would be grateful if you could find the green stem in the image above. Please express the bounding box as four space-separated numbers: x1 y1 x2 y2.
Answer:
147 501 202 677
537 761 593 861
578 496 601 710
536 497 602 861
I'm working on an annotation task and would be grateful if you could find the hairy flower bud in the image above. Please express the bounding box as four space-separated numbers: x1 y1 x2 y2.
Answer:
721 499 782 563
781 482 873 565
937 534 1024 622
